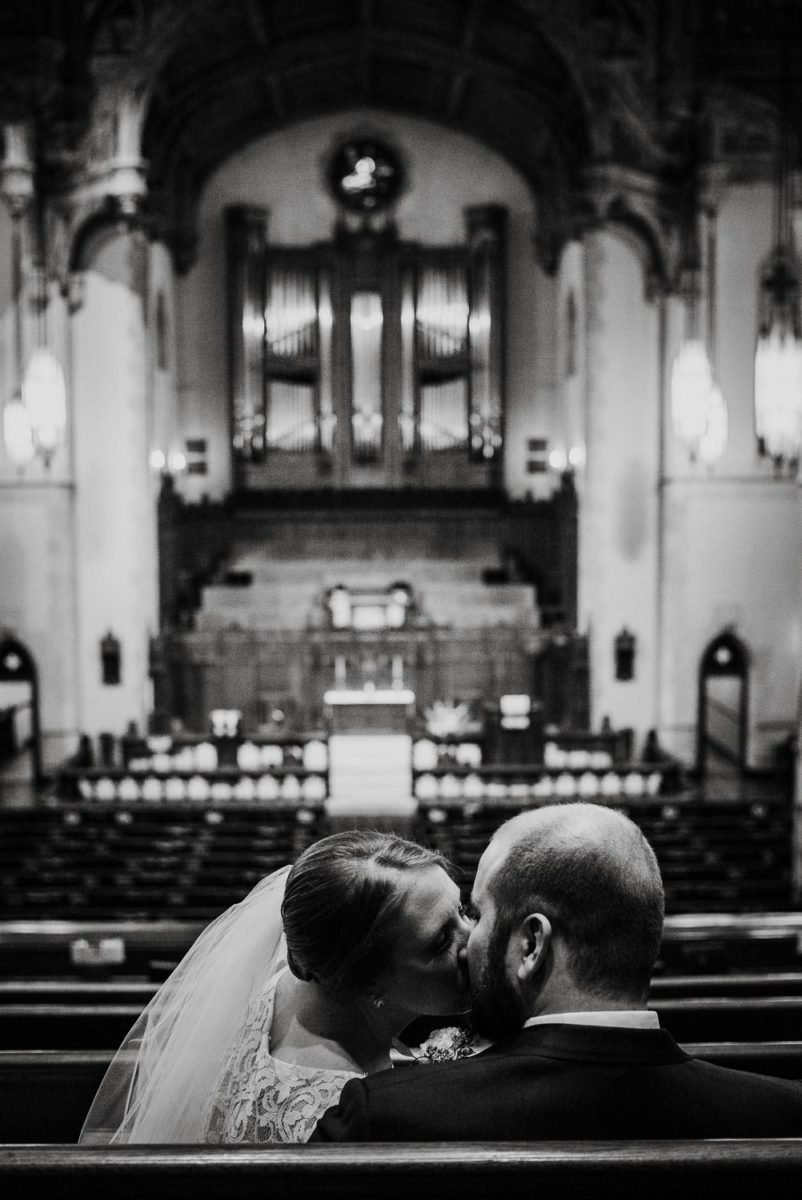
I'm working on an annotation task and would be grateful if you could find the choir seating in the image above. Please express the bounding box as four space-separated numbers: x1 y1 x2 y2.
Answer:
410 725 682 807
57 732 330 806
1 1142 801 1199
410 727 636 775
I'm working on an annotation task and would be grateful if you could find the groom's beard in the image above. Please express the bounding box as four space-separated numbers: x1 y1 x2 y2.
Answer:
469 922 527 1041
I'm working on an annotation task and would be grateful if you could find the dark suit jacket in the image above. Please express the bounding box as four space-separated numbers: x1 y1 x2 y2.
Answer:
311 1023 802 1140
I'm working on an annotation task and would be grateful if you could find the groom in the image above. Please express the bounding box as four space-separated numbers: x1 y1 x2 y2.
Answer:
312 802 802 1139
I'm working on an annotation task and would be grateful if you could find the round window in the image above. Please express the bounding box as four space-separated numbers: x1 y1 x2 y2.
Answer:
327 138 404 213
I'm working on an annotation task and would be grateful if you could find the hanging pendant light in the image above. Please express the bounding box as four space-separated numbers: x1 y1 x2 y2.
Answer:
2 130 68 471
754 250 802 467
670 203 726 464
754 12 802 472
2 186 34 469
22 345 67 465
670 341 726 464
670 339 716 455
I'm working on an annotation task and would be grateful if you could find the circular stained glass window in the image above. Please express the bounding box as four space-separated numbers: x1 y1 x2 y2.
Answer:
328 138 404 213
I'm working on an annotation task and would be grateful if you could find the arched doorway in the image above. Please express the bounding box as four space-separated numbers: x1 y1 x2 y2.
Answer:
697 630 749 775
0 632 43 787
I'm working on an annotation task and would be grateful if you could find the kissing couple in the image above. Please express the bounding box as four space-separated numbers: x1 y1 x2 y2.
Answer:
82 803 802 1143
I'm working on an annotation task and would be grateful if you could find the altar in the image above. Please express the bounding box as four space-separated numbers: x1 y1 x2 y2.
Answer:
323 687 416 733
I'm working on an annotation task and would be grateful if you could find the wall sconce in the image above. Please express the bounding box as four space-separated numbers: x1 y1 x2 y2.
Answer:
100 630 122 686
614 627 636 681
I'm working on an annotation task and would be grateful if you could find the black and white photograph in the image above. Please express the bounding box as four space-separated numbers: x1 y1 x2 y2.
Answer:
0 2 801 1196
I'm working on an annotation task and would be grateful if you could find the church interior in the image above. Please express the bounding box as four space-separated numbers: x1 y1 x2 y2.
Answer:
1 0 802 1188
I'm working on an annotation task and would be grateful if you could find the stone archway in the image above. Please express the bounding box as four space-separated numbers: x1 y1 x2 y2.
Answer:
0 632 43 786
697 629 749 775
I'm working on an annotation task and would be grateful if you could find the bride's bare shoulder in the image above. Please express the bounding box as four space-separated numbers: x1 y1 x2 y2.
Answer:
268 971 364 1075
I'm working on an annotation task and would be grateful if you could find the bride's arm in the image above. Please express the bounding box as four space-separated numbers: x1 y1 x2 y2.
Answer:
309 1077 372 1142
204 993 271 1143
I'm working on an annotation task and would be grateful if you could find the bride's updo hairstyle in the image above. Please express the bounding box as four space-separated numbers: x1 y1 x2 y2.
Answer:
282 831 454 994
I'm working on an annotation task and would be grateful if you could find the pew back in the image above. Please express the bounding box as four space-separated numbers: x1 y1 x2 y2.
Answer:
3 1042 802 1145
0 1051 110 1142
5 995 802 1048
1 1142 801 1200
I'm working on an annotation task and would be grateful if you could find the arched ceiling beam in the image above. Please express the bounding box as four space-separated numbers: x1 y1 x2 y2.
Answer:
144 25 589 189
357 0 375 105
445 0 488 121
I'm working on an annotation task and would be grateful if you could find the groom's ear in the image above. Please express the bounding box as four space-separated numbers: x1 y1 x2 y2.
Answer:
516 913 552 984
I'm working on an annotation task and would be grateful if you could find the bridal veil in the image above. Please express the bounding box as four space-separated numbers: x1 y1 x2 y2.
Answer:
79 865 291 1143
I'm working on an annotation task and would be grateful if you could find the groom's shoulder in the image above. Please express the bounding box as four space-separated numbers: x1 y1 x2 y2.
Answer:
366 1046 511 1095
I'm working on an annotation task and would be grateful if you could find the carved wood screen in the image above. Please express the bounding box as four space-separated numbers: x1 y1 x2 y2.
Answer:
227 205 505 490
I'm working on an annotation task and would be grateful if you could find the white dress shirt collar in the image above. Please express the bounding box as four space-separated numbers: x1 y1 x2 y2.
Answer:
523 1010 660 1030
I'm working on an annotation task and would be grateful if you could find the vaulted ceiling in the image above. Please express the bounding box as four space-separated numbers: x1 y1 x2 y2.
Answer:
1 0 800 271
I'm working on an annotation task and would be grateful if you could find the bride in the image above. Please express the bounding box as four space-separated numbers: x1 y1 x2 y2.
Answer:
79 830 472 1143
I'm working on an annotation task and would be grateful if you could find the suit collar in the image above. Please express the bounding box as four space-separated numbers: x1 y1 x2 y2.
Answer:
479 1021 689 1065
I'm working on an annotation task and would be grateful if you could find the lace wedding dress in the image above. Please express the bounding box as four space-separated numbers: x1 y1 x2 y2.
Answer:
205 969 362 1143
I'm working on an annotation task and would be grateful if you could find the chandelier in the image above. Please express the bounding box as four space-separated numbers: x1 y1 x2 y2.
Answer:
1 132 67 470
754 19 802 473
670 340 726 463
754 243 802 471
21 344 67 467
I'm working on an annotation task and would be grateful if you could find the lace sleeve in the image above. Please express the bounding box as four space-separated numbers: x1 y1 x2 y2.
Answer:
205 989 273 1142
205 986 360 1144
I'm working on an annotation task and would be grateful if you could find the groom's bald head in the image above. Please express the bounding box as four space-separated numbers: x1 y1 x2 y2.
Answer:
481 803 664 1002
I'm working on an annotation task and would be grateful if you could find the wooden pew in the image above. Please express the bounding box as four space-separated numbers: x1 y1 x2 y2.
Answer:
0 981 157 1006
0 1005 141 1049
655 996 802 1041
6 995 802 1049
6 968 802 1009
2 1041 802 1145
659 912 802 973
650 971 802 998
683 1041 802 1079
0 919 207 977
0 805 329 921
1 1142 802 1200
0 1051 111 1142
417 798 792 915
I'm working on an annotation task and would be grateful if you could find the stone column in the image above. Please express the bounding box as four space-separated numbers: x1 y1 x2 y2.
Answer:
581 225 662 741
70 223 157 736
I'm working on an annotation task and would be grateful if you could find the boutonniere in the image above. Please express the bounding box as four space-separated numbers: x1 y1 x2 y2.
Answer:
413 1025 478 1063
